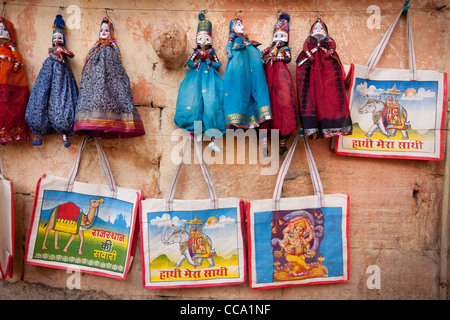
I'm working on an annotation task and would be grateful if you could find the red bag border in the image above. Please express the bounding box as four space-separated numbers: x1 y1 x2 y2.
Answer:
24 174 143 280
140 199 247 289
244 195 350 289
334 65 447 161
0 179 14 280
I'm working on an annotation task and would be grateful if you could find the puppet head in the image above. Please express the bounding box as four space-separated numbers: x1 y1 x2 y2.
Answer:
52 14 66 46
229 17 244 35
272 12 290 44
310 18 328 38
0 17 13 41
196 12 212 48
99 17 114 40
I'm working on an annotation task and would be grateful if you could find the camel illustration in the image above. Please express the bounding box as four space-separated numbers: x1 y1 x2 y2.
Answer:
42 198 104 255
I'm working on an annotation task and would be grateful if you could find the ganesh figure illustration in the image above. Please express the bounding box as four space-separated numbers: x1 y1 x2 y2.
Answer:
42 198 104 255
271 209 327 281
161 215 215 268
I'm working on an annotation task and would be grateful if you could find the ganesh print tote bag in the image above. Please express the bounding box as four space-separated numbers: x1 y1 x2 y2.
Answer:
25 136 142 280
335 9 447 160
140 134 246 289
0 158 14 280
247 135 349 289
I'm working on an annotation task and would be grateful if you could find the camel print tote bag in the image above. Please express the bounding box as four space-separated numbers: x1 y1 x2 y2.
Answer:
25 136 142 280
334 9 447 160
0 158 14 280
140 134 246 289
246 134 349 289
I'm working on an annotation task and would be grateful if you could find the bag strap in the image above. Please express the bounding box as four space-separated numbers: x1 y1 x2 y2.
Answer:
365 9 417 80
0 157 4 180
166 133 218 212
273 134 324 211
66 135 118 198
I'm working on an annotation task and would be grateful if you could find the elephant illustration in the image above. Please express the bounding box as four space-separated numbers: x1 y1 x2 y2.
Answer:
161 225 215 268
42 198 104 255
359 97 409 140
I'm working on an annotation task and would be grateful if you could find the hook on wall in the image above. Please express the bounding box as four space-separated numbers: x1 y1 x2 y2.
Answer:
105 7 114 20
1 2 7 18
309 10 324 25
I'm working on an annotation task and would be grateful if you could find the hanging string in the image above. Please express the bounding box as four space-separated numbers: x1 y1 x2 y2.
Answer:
1 2 6 17
35 140 64 159
1 1 446 14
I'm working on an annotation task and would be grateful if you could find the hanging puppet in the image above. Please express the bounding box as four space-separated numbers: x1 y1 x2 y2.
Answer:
25 14 78 148
223 14 272 130
296 18 352 139
74 16 145 139
174 11 225 152
0 16 29 144
261 12 297 155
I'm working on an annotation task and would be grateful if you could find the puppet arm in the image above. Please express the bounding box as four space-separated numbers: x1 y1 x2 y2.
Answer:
186 50 199 69
324 38 336 59
7 43 23 72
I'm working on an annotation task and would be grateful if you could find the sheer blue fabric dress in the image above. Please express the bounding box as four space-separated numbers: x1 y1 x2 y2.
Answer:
175 47 226 140
223 18 271 129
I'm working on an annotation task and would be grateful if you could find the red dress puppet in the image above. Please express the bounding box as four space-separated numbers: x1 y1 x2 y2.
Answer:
0 17 29 144
296 19 352 139
261 12 297 155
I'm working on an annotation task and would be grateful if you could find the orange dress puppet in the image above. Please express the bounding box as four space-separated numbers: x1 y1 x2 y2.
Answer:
0 17 29 144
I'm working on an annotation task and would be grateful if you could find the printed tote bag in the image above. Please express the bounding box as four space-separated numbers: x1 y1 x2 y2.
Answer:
334 9 447 160
140 134 246 289
246 134 349 289
0 159 14 280
25 136 142 279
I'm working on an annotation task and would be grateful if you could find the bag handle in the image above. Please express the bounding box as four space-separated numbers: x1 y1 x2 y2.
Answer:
0 157 4 180
66 135 118 198
273 133 324 211
365 9 417 80
166 133 218 212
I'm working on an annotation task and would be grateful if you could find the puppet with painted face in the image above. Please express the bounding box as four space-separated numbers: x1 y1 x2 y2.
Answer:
174 12 225 152
0 16 29 144
74 17 145 139
223 15 271 130
25 14 78 147
296 18 352 139
261 12 297 155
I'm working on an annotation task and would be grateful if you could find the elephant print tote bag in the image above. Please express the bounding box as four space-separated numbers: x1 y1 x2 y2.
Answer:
0 159 14 280
140 134 246 289
334 9 447 160
25 136 142 280
247 134 349 289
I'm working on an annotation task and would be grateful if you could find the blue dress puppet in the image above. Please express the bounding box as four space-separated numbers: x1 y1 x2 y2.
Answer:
174 12 225 152
25 14 78 148
223 16 271 130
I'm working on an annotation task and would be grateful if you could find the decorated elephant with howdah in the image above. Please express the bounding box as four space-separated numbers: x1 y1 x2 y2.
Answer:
358 85 410 140
161 224 215 268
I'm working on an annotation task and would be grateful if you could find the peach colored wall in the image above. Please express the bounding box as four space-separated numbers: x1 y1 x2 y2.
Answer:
0 0 449 299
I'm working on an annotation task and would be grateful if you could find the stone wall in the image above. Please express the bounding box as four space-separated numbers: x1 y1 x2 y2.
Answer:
0 0 449 300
